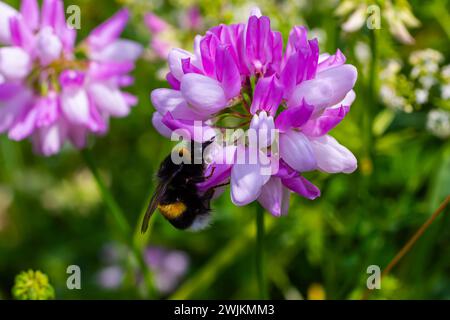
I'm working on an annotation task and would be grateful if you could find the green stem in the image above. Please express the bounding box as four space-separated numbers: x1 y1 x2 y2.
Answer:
256 205 268 299
366 29 378 161
80 149 155 298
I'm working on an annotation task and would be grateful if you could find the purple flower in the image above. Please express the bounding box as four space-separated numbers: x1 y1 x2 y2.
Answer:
97 266 124 290
97 244 190 294
150 8 358 216
181 7 204 31
145 247 190 294
144 13 169 35
0 0 142 156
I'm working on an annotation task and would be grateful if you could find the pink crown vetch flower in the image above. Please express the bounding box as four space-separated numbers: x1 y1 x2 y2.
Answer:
150 8 358 217
0 0 142 156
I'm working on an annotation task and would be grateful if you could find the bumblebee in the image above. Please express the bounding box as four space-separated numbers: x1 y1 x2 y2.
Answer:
141 141 223 233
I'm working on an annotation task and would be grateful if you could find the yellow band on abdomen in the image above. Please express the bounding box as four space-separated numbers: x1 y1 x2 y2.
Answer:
158 202 187 219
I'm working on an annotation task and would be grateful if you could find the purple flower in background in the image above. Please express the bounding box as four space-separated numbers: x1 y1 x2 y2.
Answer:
0 0 142 156
150 8 358 217
182 7 204 31
145 247 190 294
144 13 169 35
97 244 189 294
97 266 124 290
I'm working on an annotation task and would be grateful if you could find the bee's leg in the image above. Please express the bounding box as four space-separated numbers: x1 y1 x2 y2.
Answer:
188 166 216 184
210 181 230 190
201 188 215 209
188 176 207 183
201 181 230 210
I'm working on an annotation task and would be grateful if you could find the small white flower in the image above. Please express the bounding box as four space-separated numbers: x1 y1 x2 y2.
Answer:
354 41 371 64
415 89 428 105
441 84 450 100
419 75 437 89
427 109 450 139
441 65 450 80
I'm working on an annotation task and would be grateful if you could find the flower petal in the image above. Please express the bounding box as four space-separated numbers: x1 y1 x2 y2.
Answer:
310 135 357 173
280 130 316 172
249 7 262 17
61 87 91 125
89 39 143 62
275 100 314 132
8 105 38 140
41 0 54 27
35 93 59 127
257 177 290 216
251 75 283 115
317 49 346 73
302 105 350 137
144 12 168 34
214 45 241 100
301 90 355 137
20 0 40 31
288 64 357 112
0 47 31 80
89 83 130 117
250 111 275 148
245 15 279 73
282 175 320 200
68 125 88 149
231 161 265 206
89 61 134 80
166 72 180 90
281 32 319 98
87 9 129 50
36 26 63 66
151 88 207 120
152 112 172 138
180 73 227 115
161 112 216 143
0 86 32 133
0 1 18 44
342 5 366 32
36 120 67 156
168 48 196 80
9 16 35 50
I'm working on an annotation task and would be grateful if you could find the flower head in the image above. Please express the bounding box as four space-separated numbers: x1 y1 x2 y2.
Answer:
151 8 358 216
0 0 142 156
12 269 55 300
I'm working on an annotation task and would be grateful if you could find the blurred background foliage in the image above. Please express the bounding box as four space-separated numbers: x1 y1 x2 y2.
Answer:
0 0 449 300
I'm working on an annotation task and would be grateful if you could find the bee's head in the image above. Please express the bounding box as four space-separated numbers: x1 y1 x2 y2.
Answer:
157 146 190 178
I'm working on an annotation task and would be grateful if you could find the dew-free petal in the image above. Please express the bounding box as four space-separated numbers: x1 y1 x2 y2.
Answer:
288 64 357 112
180 73 227 115
0 47 31 80
280 130 316 172
310 135 357 173
89 83 130 117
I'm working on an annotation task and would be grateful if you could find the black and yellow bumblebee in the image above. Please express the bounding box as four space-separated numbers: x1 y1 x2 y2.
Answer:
141 140 224 233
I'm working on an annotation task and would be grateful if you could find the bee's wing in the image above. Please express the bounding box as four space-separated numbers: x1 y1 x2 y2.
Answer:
141 166 183 234
141 181 168 234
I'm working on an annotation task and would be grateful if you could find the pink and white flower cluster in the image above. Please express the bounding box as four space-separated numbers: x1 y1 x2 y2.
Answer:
0 0 142 155
151 8 358 216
